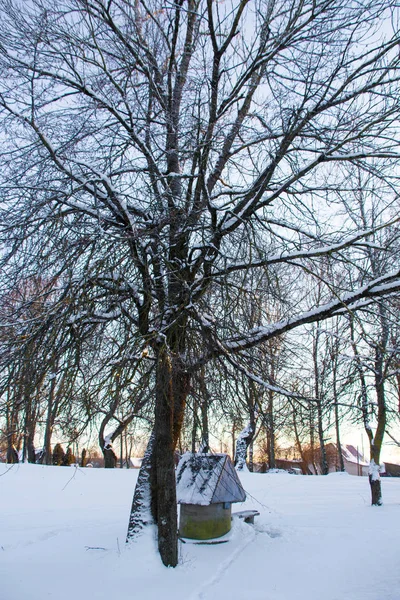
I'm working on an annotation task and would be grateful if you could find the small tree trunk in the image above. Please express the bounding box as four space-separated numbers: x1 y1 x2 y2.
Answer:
42 423 53 465
368 336 387 506
248 441 254 473
104 446 118 468
7 446 19 463
291 401 308 474
42 373 57 464
309 402 318 475
6 394 19 464
395 370 400 414
331 330 345 472
235 423 254 471
199 366 209 452
317 402 328 475
23 399 37 464
267 389 276 469
369 448 382 506
126 433 155 541
125 430 130 468
200 397 209 452
27 430 36 464
191 396 198 453
313 327 328 475
334 398 345 472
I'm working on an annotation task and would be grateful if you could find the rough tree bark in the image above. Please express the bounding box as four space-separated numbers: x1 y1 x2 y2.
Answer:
126 433 155 542
235 422 255 471
127 348 189 567
151 347 178 567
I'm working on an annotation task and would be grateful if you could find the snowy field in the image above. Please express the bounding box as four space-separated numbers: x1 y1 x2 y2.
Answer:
1 463 400 600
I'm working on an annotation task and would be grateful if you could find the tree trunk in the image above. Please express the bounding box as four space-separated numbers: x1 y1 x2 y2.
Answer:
125 430 130 468
369 445 383 506
27 429 36 464
334 397 345 472
199 366 209 452
231 423 236 462
313 327 328 475
309 406 318 475
7 445 19 463
42 372 57 465
99 391 138 469
317 401 328 475
191 396 198 453
292 406 308 475
23 398 37 464
248 441 254 473
126 433 155 541
104 446 118 468
235 422 254 471
200 397 209 453
126 347 189 566
332 339 345 472
6 391 19 464
350 306 387 506
368 333 387 506
171 355 190 447
266 389 276 469
151 347 178 567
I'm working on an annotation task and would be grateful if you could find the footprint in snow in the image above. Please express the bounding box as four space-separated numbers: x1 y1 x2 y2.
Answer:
255 524 282 538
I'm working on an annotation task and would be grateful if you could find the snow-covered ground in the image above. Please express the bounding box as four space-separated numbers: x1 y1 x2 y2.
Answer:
1 463 399 600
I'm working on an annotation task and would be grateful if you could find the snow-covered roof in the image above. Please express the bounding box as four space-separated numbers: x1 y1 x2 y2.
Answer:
342 445 369 467
176 453 246 506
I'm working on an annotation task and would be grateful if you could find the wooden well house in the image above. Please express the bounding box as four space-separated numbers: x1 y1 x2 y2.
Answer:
176 453 246 540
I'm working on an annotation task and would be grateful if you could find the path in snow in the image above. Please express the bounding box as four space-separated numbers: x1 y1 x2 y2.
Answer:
189 521 256 600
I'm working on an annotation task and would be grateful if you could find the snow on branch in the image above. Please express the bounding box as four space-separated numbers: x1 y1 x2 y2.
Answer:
222 270 400 353
212 219 400 277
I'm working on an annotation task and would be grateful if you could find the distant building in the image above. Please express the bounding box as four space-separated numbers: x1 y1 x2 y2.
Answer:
176 453 246 540
256 444 372 476
340 445 369 476
381 462 400 477
119 457 143 468
274 458 307 474
307 444 369 476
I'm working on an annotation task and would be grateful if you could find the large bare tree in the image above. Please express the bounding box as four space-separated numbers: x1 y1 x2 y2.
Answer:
0 0 400 566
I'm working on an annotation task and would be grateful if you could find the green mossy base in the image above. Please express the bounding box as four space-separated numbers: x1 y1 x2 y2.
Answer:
179 503 232 540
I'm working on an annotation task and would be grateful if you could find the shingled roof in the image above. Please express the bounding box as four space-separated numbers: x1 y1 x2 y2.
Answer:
176 453 246 506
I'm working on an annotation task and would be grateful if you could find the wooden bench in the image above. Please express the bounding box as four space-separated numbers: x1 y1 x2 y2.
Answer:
232 509 260 524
